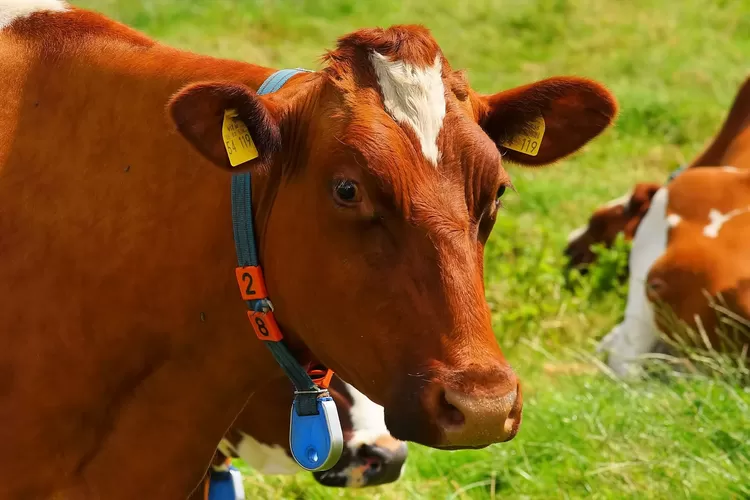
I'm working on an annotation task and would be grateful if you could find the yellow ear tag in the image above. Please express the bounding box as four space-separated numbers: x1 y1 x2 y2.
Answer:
222 109 259 167
501 115 545 156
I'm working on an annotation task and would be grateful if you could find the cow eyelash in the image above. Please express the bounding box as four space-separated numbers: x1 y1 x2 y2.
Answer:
495 182 514 209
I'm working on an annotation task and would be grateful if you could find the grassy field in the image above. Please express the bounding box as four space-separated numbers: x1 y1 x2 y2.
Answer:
76 0 750 497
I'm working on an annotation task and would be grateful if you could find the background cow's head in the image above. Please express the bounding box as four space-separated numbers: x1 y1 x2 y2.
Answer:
565 182 661 271
169 25 617 449
216 376 407 488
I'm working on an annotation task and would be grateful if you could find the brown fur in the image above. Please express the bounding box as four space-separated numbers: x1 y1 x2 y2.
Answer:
688 76 750 169
566 74 750 270
0 6 616 498
648 167 750 351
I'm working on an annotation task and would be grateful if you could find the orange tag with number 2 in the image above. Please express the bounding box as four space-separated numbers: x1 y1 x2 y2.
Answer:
235 266 268 300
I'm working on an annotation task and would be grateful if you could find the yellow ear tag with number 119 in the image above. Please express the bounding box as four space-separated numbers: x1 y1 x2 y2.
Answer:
222 109 259 167
501 115 545 157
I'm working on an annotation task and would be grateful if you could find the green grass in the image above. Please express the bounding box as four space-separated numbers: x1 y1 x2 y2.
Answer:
76 0 750 497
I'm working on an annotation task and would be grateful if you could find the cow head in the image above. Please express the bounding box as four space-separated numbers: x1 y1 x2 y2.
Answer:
313 378 408 487
218 376 407 488
565 182 660 271
169 25 617 449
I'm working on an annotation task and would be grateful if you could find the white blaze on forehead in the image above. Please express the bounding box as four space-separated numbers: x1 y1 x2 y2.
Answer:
370 52 446 165
597 187 670 376
722 166 740 173
344 382 390 452
228 433 300 475
703 206 750 238
0 0 66 29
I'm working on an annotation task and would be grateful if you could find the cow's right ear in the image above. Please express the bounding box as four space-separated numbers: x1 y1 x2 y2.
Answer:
168 82 281 171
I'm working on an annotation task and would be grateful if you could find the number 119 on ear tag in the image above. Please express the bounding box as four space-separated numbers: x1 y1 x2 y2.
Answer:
501 115 545 156
289 396 343 471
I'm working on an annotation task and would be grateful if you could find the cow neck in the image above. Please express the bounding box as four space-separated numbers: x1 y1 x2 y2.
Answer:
247 143 326 383
229 69 343 472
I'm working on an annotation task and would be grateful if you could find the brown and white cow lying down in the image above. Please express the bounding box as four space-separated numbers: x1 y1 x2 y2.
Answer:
598 166 750 376
565 75 750 270
191 376 406 497
0 2 617 498
565 75 750 376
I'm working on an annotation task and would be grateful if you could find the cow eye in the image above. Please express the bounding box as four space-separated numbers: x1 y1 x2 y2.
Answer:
496 185 506 200
333 179 361 205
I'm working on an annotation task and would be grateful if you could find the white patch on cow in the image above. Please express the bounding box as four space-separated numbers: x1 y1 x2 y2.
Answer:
566 224 587 244
721 166 740 173
666 213 681 227
370 52 446 165
230 433 300 475
703 206 750 238
0 0 66 29
345 382 390 452
597 188 670 376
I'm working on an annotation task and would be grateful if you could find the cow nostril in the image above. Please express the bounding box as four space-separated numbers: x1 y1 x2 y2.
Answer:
502 384 523 441
437 389 465 429
358 444 387 475
367 456 382 474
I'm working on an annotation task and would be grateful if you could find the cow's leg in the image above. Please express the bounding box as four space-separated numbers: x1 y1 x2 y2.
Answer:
597 188 671 376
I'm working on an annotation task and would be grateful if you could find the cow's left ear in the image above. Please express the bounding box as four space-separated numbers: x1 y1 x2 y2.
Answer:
478 77 617 166
168 82 281 172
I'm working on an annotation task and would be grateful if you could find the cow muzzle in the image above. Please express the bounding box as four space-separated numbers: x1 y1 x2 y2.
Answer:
422 365 523 448
312 436 408 487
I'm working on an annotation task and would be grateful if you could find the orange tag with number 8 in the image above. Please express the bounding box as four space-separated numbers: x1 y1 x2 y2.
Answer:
248 310 283 342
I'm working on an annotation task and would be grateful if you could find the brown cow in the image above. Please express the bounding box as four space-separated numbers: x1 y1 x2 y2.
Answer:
591 76 750 375
565 75 750 270
0 2 616 498
193 376 407 498
598 166 750 376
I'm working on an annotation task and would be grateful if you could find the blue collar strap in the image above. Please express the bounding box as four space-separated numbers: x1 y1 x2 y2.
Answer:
667 164 687 183
230 68 343 472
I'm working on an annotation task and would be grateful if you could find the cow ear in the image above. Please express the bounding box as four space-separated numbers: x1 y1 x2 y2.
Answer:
634 182 661 201
629 182 662 212
478 77 617 166
168 82 281 172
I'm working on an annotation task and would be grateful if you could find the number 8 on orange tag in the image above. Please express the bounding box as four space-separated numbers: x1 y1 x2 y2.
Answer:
248 310 283 342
